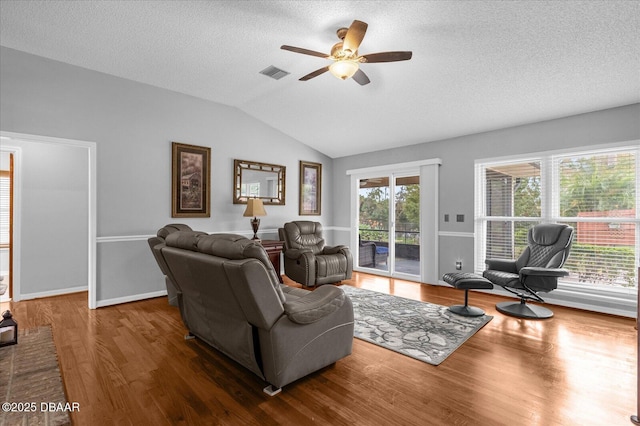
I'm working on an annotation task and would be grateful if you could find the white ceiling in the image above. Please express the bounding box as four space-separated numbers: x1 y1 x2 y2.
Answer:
1 1 638 158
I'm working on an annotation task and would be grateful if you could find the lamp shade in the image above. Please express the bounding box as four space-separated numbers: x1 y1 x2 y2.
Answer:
243 198 267 217
329 60 359 80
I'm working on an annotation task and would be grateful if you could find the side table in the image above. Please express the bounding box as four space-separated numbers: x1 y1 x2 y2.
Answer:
260 240 284 283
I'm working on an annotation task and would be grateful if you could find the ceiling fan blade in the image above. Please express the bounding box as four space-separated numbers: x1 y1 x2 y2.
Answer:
281 45 329 59
343 20 368 54
352 69 370 86
362 51 413 63
299 66 330 81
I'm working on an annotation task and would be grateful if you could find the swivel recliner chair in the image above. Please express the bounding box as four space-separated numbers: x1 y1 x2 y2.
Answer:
483 223 574 319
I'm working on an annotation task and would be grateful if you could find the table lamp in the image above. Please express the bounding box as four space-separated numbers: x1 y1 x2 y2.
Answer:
243 198 267 241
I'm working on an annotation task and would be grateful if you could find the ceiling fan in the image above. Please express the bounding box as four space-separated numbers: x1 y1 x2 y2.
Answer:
281 20 412 86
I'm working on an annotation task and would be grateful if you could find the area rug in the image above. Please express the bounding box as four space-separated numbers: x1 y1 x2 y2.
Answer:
0 325 71 426
341 286 493 365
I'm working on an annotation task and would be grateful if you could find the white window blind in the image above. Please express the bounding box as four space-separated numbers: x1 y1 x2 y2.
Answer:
555 150 637 287
476 146 639 290
0 175 9 245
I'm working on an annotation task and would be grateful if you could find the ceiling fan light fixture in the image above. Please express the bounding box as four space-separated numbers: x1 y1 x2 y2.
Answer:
329 60 359 80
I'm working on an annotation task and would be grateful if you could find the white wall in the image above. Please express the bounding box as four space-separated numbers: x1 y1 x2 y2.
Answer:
0 46 333 306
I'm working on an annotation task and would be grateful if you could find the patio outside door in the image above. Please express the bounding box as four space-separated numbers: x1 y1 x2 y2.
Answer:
357 174 420 279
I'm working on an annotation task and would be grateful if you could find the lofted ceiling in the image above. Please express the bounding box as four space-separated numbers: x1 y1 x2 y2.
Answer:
0 1 638 158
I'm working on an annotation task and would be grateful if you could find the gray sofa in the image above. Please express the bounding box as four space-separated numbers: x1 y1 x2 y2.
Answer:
152 228 354 394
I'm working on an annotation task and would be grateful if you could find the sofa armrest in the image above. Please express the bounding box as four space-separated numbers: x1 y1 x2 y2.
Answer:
485 258 518 273
284 248 314 260
323 245 348 255
283 285 346 324
520 267 569 278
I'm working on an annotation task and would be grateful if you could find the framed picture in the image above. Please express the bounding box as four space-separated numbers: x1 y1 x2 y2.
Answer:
171 142 211 217
299 161 322 215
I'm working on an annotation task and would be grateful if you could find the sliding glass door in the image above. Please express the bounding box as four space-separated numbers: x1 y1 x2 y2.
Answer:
357 174 420 279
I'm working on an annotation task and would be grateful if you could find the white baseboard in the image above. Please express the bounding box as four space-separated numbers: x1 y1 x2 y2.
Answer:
96 290 168 308
19 285 87 301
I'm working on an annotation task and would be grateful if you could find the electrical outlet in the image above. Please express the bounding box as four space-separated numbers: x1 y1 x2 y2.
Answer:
455 261 462 270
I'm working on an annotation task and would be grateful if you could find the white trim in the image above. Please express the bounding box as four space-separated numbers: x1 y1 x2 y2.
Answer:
329 226 351 233
20 285 87 301
439 231 474 238
97 226 352 244
98 235 154 243
96 290 168 308
474 140 639 166
0 145 21 301
346 158 442 176
0 131 97 308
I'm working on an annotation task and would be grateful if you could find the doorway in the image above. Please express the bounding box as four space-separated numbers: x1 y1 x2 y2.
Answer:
349 159 441 284
357 174 420 278
0 131 96 308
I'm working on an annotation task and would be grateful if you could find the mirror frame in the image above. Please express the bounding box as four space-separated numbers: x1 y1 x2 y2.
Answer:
233 159 286 205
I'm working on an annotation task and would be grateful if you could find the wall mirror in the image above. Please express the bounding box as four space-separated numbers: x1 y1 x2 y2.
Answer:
233 159 286 205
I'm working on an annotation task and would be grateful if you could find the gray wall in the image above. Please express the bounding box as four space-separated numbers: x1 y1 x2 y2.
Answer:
0 46 333 305
332 103 640 284
0 141 88 296
2 45 638 312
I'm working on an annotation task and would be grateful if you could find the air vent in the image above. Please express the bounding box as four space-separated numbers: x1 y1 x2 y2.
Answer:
259 65 290 80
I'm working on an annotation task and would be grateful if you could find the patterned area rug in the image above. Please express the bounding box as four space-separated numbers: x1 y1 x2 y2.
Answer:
0 326 71 426
341 286 493 365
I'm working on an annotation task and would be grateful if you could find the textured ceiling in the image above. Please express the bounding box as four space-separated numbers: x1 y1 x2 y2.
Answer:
1 1 638 158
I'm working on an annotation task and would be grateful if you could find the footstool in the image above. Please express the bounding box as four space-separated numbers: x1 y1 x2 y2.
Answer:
442 272 494 317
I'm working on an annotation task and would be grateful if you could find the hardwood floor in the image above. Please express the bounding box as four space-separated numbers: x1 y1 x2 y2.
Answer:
1 273 636 425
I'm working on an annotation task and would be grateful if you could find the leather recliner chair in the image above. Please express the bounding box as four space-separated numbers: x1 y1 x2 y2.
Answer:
278 221 353 287
483 223 574 319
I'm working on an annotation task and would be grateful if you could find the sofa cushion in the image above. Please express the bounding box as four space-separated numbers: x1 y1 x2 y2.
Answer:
197 234 286 303
164 230 207 251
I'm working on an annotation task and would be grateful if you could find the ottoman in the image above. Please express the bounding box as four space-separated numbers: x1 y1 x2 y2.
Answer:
442 272 494 317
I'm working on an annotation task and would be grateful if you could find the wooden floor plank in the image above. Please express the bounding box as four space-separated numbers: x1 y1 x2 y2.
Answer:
1 272 635 425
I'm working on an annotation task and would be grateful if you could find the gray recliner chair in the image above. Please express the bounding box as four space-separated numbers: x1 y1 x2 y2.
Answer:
148 223 205 306
483 223 574 319
279 221 353 287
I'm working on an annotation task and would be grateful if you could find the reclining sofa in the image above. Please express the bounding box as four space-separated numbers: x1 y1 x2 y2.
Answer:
151 226 354 394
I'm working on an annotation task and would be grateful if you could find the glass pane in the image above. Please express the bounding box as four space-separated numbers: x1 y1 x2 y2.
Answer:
394 175 419 276
559 152 636 217
358 177 389 271
561 221 637 288
485 161 541 217
485 220 540 260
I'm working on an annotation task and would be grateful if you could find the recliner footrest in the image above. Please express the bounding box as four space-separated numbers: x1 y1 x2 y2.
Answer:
442 272 493 290
442 272 493 317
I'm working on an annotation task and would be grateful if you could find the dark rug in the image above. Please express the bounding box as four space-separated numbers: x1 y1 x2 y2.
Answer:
0 326 71 426
341 286 493 365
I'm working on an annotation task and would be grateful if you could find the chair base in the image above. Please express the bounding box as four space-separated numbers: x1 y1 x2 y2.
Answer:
496 300 554 319
448 304 485 317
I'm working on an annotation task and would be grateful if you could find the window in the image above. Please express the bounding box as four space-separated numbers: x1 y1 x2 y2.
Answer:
476 146 639 290
0 171 9 247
